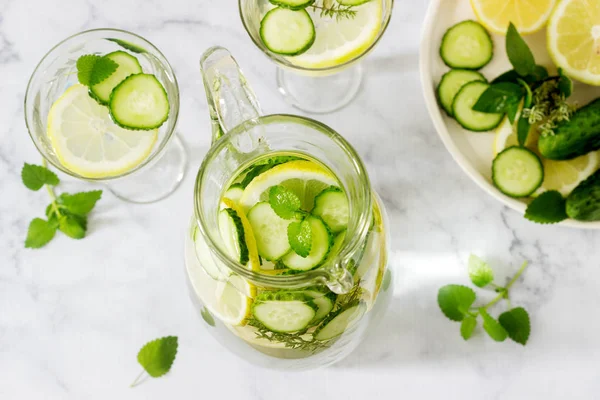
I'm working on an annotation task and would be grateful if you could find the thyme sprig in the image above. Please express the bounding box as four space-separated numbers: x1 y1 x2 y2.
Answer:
310 1 358 21
522 79 577 137
246 318 332 353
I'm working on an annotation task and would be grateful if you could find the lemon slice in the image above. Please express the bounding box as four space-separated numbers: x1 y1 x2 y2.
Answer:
238 160 338 212
287 0 383 69
470 0 556 35
47 84 157 178
547 0 600 86
494 117 599 196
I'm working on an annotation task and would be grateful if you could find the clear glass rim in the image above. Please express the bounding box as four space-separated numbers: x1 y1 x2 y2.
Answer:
194 114 372 287
24 28 180 181
238 0 394 73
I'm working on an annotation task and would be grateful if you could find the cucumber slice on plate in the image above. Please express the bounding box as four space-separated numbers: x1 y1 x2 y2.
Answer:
269 0 315 10
252 291 317 333
312 187 349 233
260 8 316 56
437 69 487 116
440 20 493 69
314 301 366 341
247 202 292 260
492 146 544 198
219 208 249 265
90 51 142 104
282 216 332 271
109 73 169 130
452 81 503 132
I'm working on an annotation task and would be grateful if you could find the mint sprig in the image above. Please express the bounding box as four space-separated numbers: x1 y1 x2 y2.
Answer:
437 255 531 345
525 190 568 224
473 82 523 123
22 162 102 248
76 54 118 87
269 185 302 219
131 336 178 388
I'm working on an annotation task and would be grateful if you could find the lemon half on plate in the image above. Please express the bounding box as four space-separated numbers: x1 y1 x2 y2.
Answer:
470 0 556 35
47 84 157 178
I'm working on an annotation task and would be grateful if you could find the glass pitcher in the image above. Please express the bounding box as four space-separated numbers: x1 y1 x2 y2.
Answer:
184 47 392 370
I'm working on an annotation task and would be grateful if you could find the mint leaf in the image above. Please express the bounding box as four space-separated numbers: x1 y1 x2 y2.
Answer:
269 185 302 219
288 219 312 257
59 190 102 215
517 113 532 146
472 82 523 123
492 66 548 85
558 68 573 98
525 190 568 224
499 307 530 345
76 54 118 86
437 284 476 322
460 315 477 340
480 308 508 342
21 163 59 190
58 213 87 239
468 254 494 288
506 22 535 77
137 336 178 378
25 218 57 248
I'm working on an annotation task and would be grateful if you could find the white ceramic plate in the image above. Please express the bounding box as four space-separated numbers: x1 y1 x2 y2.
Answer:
419 0 600 229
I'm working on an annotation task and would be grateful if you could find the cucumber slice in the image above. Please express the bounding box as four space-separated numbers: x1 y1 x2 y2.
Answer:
252 291 317 333
224 184 244 203
492 146 544 198
260 8 315 56
247 202 292 260
90 51 142 104
312 187 349 233
437 69 487 116
269 0 315 10
314 301 366 341
301 289 336 323
109 73 169 130
452 81 503 132
440 20 493 69
219 208 249 265
282 216 332 271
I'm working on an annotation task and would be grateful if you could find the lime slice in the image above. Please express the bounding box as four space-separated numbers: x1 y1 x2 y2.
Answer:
547 0 600 86
238 160 338 212
494 117 599 196
287 0 383 69
47 84 157 178
470 0 556 35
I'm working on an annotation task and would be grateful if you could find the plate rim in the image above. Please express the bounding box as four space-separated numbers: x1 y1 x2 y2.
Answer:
418 0 600 230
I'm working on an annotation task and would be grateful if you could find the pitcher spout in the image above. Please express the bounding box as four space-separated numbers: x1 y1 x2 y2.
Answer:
199 46 262 143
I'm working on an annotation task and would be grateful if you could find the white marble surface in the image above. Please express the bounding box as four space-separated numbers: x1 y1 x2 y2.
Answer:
1 0 600 398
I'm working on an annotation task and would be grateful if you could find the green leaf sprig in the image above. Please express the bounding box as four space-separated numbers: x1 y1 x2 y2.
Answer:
131 336 178 388
473 22 575 143
22 162 102 248
525 190 568 224
76 54 118 87
268 185 312 257
438 254 531 345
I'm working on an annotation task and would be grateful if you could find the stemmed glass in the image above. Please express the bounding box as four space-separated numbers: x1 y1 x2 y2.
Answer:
239 0 394 114
24 29 186 203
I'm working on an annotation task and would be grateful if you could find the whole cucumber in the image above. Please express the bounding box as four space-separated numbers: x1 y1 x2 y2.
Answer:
566 169 600 221
538 98 600 160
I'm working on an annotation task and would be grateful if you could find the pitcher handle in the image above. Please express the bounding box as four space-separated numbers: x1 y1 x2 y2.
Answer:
200 46 262 143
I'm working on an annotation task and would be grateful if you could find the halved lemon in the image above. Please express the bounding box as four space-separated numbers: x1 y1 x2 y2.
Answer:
470 0 556 35
494 117 599 196
238 160 338 211
47 84 157 178
547 0 600 86
288 0 383 69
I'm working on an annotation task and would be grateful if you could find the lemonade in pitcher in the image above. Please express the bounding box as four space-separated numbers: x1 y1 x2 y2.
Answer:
184 47 392 369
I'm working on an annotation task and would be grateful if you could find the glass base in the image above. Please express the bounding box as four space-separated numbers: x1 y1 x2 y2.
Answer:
107 134 187 203
276 65 363 114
